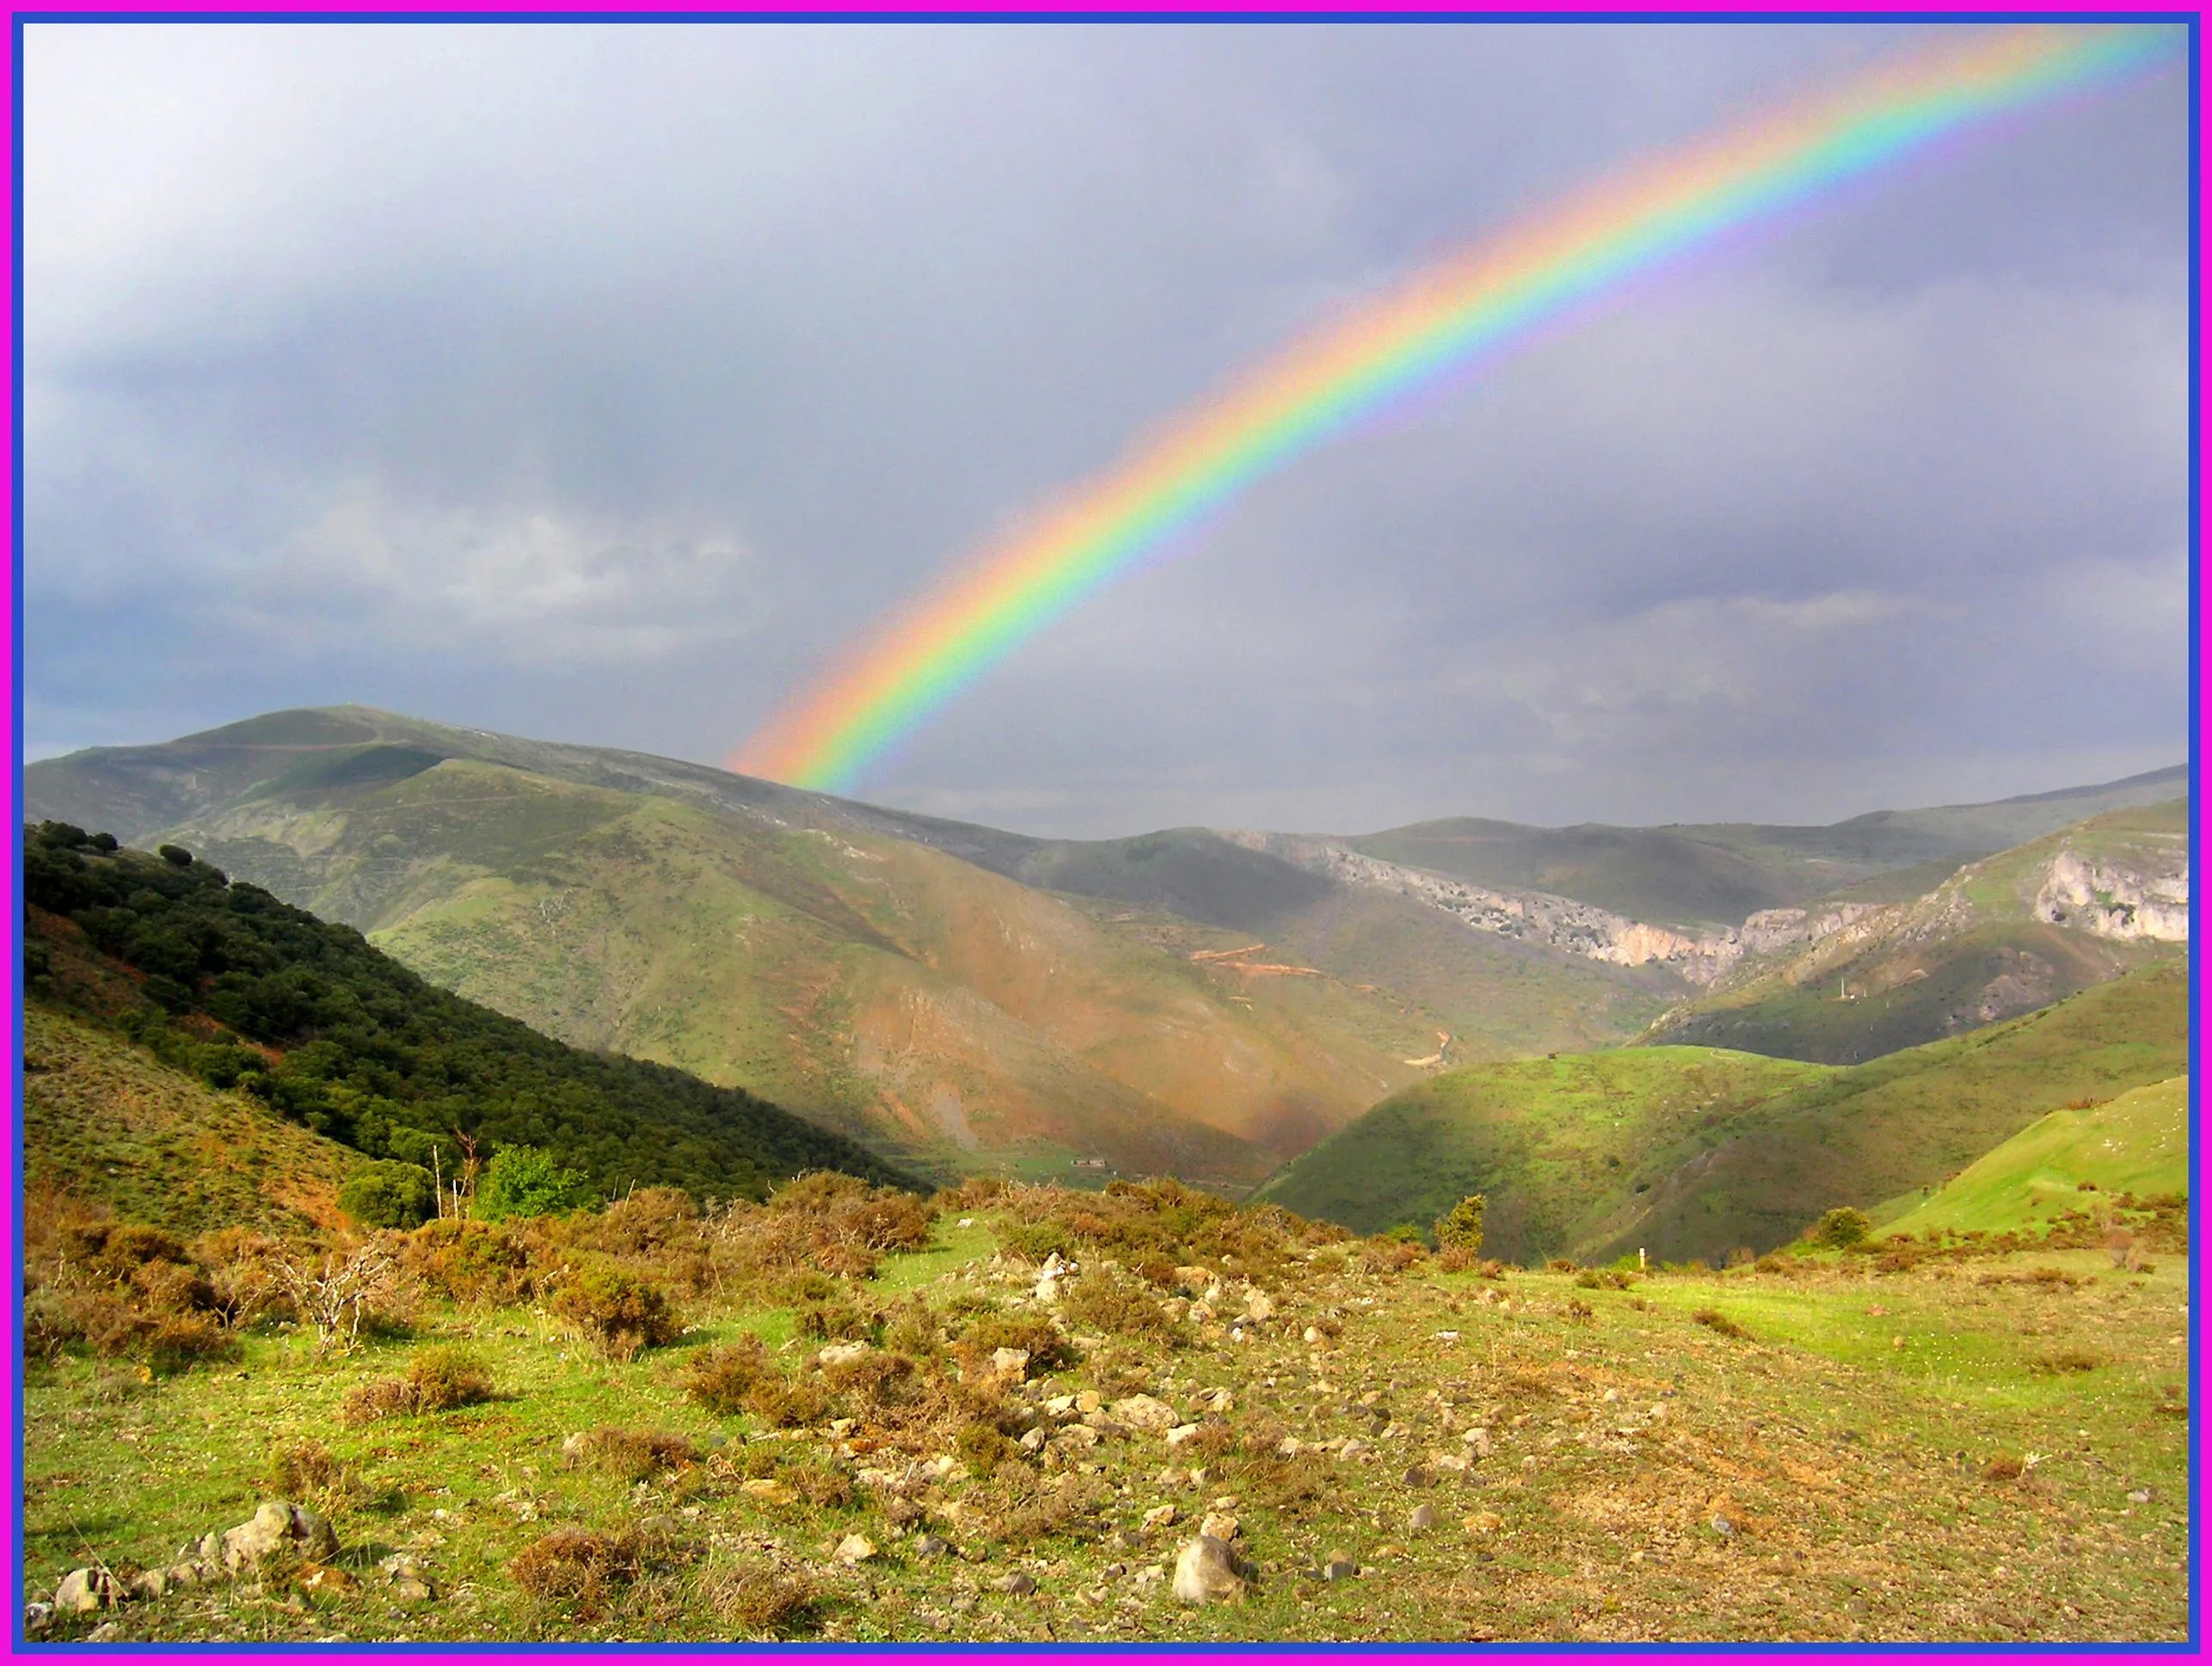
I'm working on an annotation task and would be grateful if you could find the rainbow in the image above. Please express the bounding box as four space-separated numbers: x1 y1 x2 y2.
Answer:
734 23 2182 793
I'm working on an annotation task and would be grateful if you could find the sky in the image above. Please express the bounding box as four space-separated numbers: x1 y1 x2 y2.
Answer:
22 22 2190 838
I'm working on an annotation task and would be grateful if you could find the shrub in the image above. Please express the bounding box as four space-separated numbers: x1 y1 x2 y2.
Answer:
1691 1308 1749 1340
795 1297 878 1343
512 1528 646 1602
341 1378 421 1427
1810 1208 1871 1250
265 1438 370 1512
550 1261 681 1361
679 1336 773 1416
955 1421 1022 1476
1435 1245 1476 1274
1981 1454 2025 1482
406 1345 495 1410
704 1566 823 1638
475 1146 591 1221
1061 1266 1178 1340
340 1161 439 1230
955 1310 1078 1374
572 1427 698 1482
744 1374 830 1429
1435 1194 1488 1255
403 1219 539 1306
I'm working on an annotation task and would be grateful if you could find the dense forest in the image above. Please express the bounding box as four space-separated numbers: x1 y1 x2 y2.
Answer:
21 822 919 1202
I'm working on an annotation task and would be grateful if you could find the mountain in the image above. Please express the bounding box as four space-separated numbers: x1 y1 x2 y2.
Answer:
1874 1075 2186 1239
1637 802 2186 1064
23 709 1676 1184
1336 763 2187 929
1250 1047 1831 1262
22 1002 370 1239
22 823 920 1203
1256 959 2185 1263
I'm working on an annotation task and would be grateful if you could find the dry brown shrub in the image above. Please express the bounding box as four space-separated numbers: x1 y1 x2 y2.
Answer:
1062 1266 1181 1341
574 1427 700 1482
549 1260 681 1361
1692 1308 1749 1340
679 1336 773 1416
952 1309 1078 1374
512 1528 647 1603
1435 1246 1475 1273
194 1227 296 1329
1359 1238 1427 1275
265 1438 370 1512
2031 1347 2102 1374
986 1472 1110 1546
702 1566 823 1638
401 1219 541 1306
744 1375 831 1429
408 1345 495 1409
341 1377 420 1427
779 1457 854 1509
1982 1454 2025 1482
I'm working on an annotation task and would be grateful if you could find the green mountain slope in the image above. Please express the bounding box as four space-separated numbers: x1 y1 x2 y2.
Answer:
1251 1048 1832 1263
22 1003 370 1239
1641 803 2185 1064
22 824 919 1202
1592 961 2188 1263
23 709 1672 1183
1876 1076 2187 1239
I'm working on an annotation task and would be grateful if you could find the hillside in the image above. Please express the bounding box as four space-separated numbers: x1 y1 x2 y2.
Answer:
1250 1048 1832 1263
1638 803 2186 1063
22 1004 369 1238
22 823 919 1203
23 710 1672 1184
1877 1076 2188 1239
1591 961 2189 1263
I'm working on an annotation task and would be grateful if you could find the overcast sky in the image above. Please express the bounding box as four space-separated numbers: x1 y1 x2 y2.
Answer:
23 22 2190 837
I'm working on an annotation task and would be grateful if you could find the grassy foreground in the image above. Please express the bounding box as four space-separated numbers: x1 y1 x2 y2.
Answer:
23 1192 2189 1644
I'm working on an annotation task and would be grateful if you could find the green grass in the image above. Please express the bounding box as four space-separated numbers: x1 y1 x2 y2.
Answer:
1253 1048 1831 1262
1597 963 2188 1263
1879 1078 2187 1239
26 1217 2188 1644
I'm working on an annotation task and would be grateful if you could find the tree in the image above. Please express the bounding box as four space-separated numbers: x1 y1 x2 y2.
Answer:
1810 1207 1871 1250
1435 1193 1488 1255
338 1160 439 1230
473 1145 589 1221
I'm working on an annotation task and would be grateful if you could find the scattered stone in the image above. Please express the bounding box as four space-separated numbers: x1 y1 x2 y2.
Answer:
1409 1504 1440 1532
126 1569 169 1601
833 1534 878 1565
299 1565 355 1596
1338 1439 1370 1461
992 1571 1037 1596
912 1534 952 1558
1134 1565 1166 1589
163 1564 202 1590
1244 1292 1275 1322
1463 1427 1493 1457
1199 1511 1240 1542
989 1348 1032 1380
1114 1394 1177 1431
740 1478 798 1504
2128 1489 2154 1504
221 1502 339 1571
1404 1466 1434 1488
1142 1504 1177 1530
1076 1390 1102 1415
1275 1435 1304 1457
1171 1536 1251 1605
1463 1510 1503 1535
1319 1552 1358 1582
87 1622 123 1642
1711 1514 1736 1539
1303 1326 1324 1345
817 1341 873 1369
54 1569 119 1613
1164 1423 1203 1449
23 1603 53 1635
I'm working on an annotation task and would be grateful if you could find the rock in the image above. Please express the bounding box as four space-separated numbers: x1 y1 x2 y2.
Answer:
1017 1427 1048 1454
54 1569 118 1613
197 1532 223 1564
1303 1325 1323 1344
125 1569 169 1601
740 1478 798 1504
1463 1510 1503 1534
1275 1435 1304 1457
1171 1536 1250 1605
1142 1504 1177 1529
1463 1427 1493 1457
87 1622 122 1642
1044 1394 1078 1417
2128 1489 2154 1504
817 1341 874 1368
1112 1394 1178 1431
912 1534 952 1558
1404 1466 1434 1488
220 1502 339 1571
1319 1552 1357 1582
1075 1390 1102 1415
1711 1514 1736 1539
299 1565 355 1595
833 1534 878 1565
992 1571 1037 1596
1409 1504 1440 1532
1199 1511 1240 1542
392 1575 435 1604
1244 1292 1275 1322
163 1565 201 1590
1164 1423 1203 1448
1432 1454 1469 1473
989 1348 1031 1380
1338 1439 1369 1460
23 1602 53 1634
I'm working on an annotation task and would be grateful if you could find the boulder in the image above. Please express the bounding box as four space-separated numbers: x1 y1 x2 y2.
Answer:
220 1501 340 1570
992 1571 1037 1596
1171 1536 1250 1605
1409 1504 1440 1532
1141 1503 1177 1529
53 1569 117 1613
1164 1423 1203 1448
988 1347 1031 1380
817 1341 873 1369
1111 1394 1177 1432
833 1534 878 1565
1199 1511 1240 1542
125 1569 169 1601
1243 1292 1275 1322
23 1602 54 1634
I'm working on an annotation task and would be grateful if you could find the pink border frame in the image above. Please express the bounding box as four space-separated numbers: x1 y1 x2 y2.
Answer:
0 7 2197 1664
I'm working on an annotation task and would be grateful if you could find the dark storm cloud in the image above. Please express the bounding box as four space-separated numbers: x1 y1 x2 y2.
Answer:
23 22 2189 833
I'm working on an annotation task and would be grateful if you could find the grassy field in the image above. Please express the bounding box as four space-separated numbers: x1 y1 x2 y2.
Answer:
23 1193 2189 1646
1252 1048 1831 1262
1878 1078 2187 1239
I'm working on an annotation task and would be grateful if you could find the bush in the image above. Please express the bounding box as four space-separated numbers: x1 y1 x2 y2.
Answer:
512 1528 647 1602
340 1161 439 1230
1060 1266 1178 1340
265 1438 370 1512
407 1345 495 1410
955 1310 1078 1374
475 1146 591 1221
1810 1207 1871 1250
679 1336 773 1416
402 1219 539 1306
1435 1194 1488 1255
550 1262 681 1361
704 1567 822 1639
571 1427 698 1482
1691 1308 1749 1340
